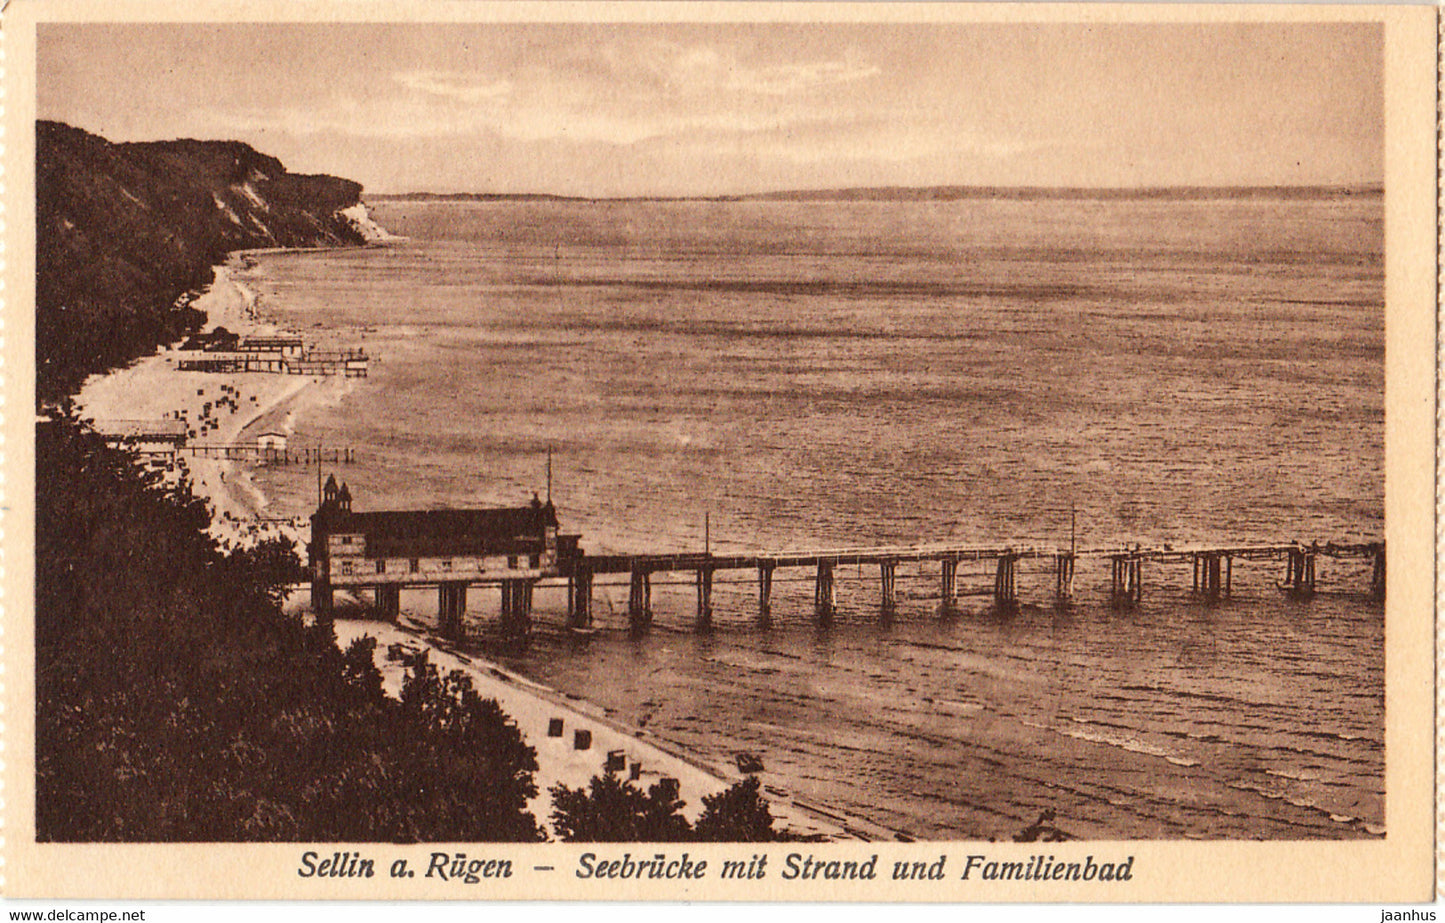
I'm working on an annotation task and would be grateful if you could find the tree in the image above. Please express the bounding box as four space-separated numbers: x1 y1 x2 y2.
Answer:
35 413 545 842
550 770 691 842
550 765 791 842
694 776 785 842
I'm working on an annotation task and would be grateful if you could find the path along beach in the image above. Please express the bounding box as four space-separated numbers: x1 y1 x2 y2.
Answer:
72 252 875 841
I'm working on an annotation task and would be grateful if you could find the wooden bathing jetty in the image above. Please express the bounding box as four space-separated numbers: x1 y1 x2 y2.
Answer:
178 443 356 464
177 348 370 377
175 331 370 377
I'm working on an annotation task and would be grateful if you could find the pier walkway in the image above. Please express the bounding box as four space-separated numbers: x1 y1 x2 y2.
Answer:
570 540 1383 632
337 536 1384 640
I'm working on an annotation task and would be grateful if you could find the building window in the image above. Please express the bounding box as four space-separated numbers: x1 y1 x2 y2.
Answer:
341 561 353 576
441 559 453 571
508 555 518 569
410 558 420 573
376 560 386 574
529 554 540 569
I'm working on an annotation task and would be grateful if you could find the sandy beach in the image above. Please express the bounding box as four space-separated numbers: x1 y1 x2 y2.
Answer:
74 255 352 550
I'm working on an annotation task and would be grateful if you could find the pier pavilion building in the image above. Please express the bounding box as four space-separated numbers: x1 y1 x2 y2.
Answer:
309 476 577 636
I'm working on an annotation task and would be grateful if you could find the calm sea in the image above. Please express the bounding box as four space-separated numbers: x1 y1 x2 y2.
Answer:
243 192 1383 840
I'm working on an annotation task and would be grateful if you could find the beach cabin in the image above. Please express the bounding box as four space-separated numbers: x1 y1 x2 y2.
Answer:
343 349 370 378
257 431 288 457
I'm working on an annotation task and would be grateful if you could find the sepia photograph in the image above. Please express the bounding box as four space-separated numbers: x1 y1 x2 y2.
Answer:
4 1 1437 904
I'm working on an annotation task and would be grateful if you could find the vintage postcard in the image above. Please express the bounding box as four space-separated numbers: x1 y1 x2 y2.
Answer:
1 0 1437 905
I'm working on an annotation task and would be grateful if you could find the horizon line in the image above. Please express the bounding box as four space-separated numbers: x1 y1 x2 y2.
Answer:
364 183 1385 203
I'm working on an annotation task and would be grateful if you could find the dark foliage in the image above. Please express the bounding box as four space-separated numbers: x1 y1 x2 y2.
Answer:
550 770 693 842
36 120 366 401
36 414 543 841
694 776 784 842
550 768 790 842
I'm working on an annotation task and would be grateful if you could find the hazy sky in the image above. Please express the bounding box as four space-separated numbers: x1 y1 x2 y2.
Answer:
38 22 1381 197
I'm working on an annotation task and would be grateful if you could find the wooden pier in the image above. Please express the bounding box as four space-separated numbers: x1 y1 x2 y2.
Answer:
331 538 1384 640
551 539 1384 635
310 485 1382 640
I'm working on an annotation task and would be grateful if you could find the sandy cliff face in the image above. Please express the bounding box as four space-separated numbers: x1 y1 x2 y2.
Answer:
36 120 371 400
337 202 398 242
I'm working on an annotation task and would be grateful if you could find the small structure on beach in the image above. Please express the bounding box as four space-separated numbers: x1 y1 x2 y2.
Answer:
179 327 241 352
309 477 579 637
256 431 288 454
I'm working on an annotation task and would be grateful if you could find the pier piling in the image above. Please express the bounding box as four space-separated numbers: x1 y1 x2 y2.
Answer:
757 563 775 627
629 566 653 633
1285 548 1317 598
438 581 468 640
815 560 836 625
940 559 958 613
568 567 594 629
880 559 898 617
501 579 533 636
1194 553 1226 601
696 564 715 632
1111 555 1143 607
994 554 1018 609
375 584 400 622
1053 553 1075 603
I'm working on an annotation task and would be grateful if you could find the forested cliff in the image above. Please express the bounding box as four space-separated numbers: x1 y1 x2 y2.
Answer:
36 120 367 400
